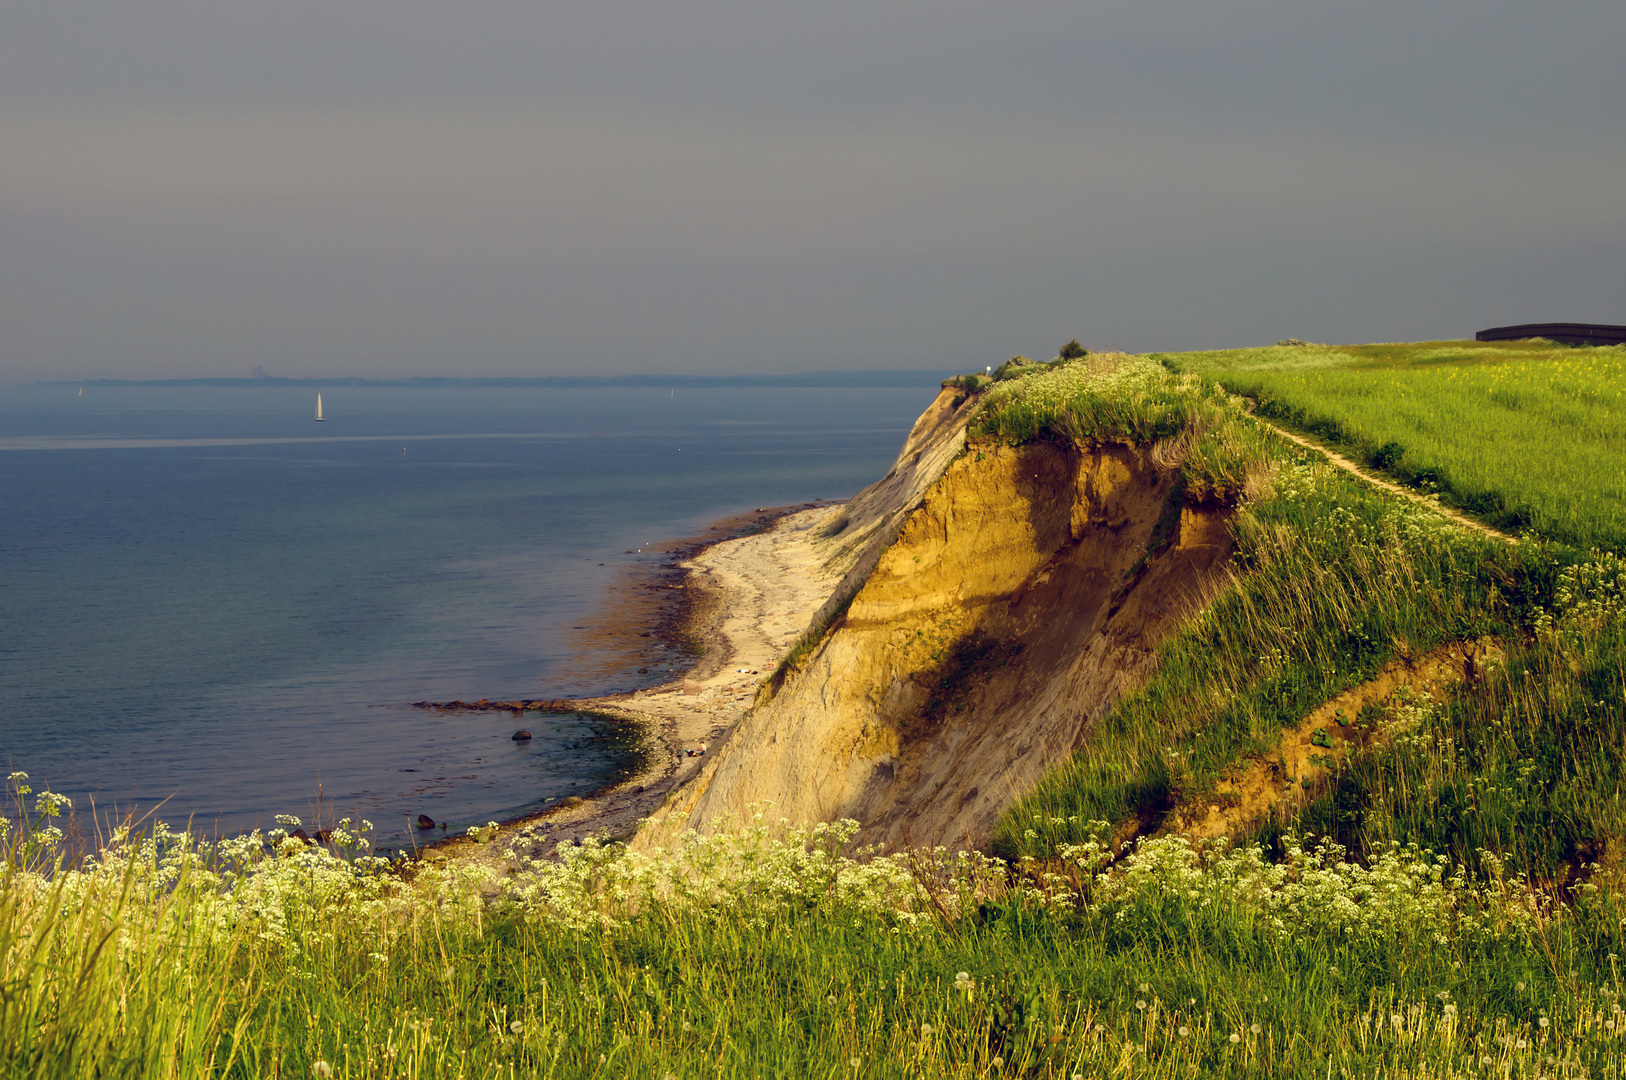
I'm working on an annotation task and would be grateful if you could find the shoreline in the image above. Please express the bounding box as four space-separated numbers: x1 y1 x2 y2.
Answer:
416 499 844 861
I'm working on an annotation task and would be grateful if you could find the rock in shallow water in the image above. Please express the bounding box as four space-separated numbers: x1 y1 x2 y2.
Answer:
512 729 532 741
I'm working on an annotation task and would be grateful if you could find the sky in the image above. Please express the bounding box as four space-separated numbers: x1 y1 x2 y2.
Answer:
1 1 1622 380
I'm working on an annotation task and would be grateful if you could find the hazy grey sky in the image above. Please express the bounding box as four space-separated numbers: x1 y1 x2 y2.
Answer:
2 1 1621 379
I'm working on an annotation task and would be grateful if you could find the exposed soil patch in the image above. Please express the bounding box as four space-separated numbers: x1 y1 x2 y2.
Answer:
1172 638 1504 841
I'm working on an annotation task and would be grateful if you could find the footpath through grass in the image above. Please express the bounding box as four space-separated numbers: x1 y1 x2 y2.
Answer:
1159 340 1626 551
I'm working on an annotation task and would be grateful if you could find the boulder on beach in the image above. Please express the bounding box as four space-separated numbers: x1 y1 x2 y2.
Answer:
683 679 703 696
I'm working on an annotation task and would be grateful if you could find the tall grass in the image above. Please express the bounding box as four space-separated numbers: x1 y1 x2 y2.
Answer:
1161 340 1626 549
994 448 1547 854
1293 550 1626 880
7 803 1626 1077
990 355 1626 886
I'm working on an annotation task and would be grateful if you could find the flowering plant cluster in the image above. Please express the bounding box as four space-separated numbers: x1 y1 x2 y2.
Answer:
1539 550 1626 637
492 812 1005 931
1033 822 1542 946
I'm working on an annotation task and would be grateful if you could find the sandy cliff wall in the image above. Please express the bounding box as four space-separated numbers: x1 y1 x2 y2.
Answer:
643 404 1234 852
800 384 982 625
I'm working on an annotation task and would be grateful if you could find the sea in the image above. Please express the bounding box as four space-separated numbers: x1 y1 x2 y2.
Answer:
0 380 943 852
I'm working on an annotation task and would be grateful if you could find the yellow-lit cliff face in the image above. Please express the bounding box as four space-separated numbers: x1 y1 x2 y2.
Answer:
644 388 1234 852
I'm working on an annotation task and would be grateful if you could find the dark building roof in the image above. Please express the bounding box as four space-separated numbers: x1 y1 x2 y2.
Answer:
1476 322 1626 346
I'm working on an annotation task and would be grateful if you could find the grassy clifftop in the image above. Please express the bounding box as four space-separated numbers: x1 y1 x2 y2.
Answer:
1162 339 1626 549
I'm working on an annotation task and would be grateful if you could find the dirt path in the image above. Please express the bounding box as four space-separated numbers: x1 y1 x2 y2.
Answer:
1255 417 1515 544
1171 638 1502 842
429 505 844 866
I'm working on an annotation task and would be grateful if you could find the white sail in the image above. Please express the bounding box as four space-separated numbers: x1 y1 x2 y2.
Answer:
315 393 325 422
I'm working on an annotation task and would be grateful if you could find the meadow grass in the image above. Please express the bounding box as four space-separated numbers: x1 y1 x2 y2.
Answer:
1158 340 1626 550
992 357 1626 889
6 805 1626 1078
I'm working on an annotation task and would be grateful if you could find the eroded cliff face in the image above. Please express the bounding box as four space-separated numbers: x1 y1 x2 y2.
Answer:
644 418 1234 853
800 384 982 628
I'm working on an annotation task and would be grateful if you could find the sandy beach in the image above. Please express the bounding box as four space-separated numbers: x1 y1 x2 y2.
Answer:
431 502 842 859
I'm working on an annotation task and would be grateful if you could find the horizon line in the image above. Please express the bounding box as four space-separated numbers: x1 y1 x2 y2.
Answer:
38 369 964 390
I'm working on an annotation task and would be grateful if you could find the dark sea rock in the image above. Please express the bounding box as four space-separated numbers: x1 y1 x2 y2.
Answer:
416 814 436 830
512 729 532 741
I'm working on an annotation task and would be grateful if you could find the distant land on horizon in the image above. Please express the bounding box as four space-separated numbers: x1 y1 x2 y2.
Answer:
39 370 964 390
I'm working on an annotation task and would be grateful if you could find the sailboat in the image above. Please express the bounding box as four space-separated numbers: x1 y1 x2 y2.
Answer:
314 393 325 422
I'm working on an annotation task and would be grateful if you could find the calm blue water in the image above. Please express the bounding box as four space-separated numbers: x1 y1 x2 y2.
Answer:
0 382 939 850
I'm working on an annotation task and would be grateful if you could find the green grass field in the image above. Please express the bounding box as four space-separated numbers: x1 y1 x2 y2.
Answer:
10 350 1626 1077
1158 340 1626 551
6 809 1626 1079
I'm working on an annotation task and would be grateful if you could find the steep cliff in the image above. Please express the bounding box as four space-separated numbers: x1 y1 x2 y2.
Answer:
796 383 983 633
644 400 1235 851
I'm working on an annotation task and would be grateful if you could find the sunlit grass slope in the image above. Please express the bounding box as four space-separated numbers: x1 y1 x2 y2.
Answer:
993 355 1626 893
1159 339 1626 550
